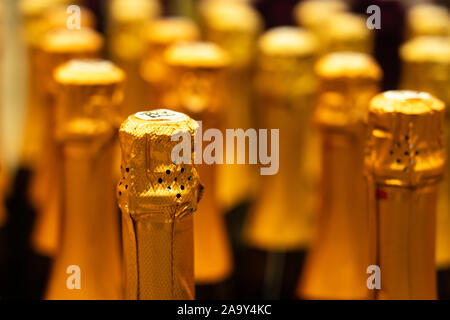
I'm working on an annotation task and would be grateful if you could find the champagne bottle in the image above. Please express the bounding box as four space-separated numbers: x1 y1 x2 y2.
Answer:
242 26 319 299
45 59 125 299
163 41 234 298
298 52 382 299
30 28 103 257
365 90 446 300
117 109 202 300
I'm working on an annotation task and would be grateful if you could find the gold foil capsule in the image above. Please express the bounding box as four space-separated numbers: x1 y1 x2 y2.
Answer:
107 0 161 118
140 17 200 108
117 109 202 300
30 27 104 257
163 41 233 285
298 52 382 299
406 4 450 39
365 91 446 300
244 26 319 250
199 0 263 211
319 13 374 55
293 0 348 41
45 60 125 299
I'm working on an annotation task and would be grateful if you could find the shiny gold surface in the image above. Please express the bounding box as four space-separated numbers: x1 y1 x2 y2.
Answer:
30 28 103 257
400 36 450 269
299 52 382 299
117 109 202 299
366 91 446 299
45 60 125 299
200 0 263 210
107 0 160 119
243 27 319 250
140 17 200 107
163 41 233 284
407 4 450 39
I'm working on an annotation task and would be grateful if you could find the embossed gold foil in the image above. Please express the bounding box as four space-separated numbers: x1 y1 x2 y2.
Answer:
365 91 446 300
163 41 233 284
243 27 319 250
140 18 200 108
406 4 450 39
117 109 202 299
45 60 125 299
30 28 103 256
400 36 450 270
199 0 263 211
298 52 382 299
107 0 160 118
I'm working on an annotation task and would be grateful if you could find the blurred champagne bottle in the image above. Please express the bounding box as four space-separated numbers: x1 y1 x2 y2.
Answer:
198 0 263 213
19 0 94 169
298 52 382 299
242 27 319 299
30 28 103 257
45 60 124 299
400 36 450 297
365 91 446 299
117 109 202 300
140 17 200 108
0 0 6 228
106 0 161 119
163 41 234 299
406 3 450 39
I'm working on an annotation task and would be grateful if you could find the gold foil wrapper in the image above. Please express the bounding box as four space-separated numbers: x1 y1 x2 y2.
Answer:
406 4 450 39
299 52 382 299
243 27 319 250
107 0 161 119
30 28 104 256
365 91 446 299
400 36 450 269
199 0 263 210
140 18 200 108
117 110 202 299
163 41 233 284
45 60 125 299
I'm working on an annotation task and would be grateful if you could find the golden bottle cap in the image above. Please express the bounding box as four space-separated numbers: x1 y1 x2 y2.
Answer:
256 26 318 100
53 59 125 142
293 0 348 30
401 36 450 64
320 13 373 54
407 4 450 38
109 0 161 22
315 52 382 130
117 109 202 216
145 17 200 46
199 0 263 69
163 41 230 114
41 27 104 54
366 90 446 187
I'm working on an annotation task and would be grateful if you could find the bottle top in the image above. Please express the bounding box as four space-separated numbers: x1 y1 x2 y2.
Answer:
366 90 446 187
41 27 104 54
315 52 382 130
407 4 450 38
145 17 200 46
400 36 450 64
117 109 202 218
164 41 230 69
109 0 160 22
293 0 348 30
54 59 125 143
258 26 318 57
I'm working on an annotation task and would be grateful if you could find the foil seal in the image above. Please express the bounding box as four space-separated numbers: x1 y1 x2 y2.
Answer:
315 52 382 131
117 109 202 299
293 0 348 33
255 26 319 103
366 91 446 187
406 4 450 39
